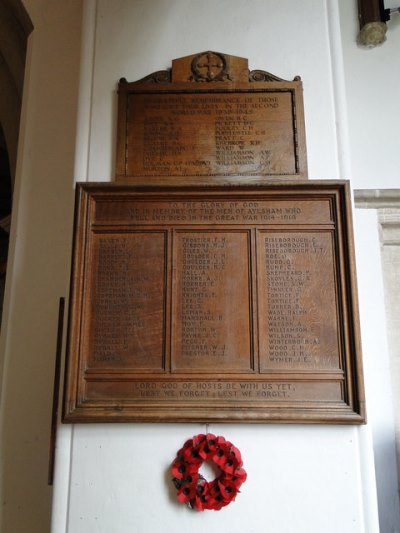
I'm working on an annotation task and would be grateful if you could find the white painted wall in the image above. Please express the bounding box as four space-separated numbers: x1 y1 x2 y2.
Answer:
3 0 400 531
354 208 400 533
339 0 400 190
339 2 400 529
65 424 369 533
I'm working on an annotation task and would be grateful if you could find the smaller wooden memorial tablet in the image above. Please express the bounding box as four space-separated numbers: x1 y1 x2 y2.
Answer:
116 52 307 183
63 181 365 424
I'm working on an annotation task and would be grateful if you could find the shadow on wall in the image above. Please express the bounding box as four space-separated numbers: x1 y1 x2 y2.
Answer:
0 0 32 328
0 127 11 328
0 0 34 529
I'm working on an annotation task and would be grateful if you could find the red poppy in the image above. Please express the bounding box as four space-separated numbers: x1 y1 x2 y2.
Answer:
198 433 218 460
213 447 240 474
229 444 242 464
182 438 194 449
206 494 225 511
230 466 247 485
171 459 198 479
216 435 226 446
193 480 210 511
192 433 206 447
205 480 227 510
218 479 239 502
177 483 197 503
180 445 202 464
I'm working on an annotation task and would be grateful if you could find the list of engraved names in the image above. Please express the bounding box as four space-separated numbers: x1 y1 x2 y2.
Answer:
127 92 295 176
259 232 340 370
172 231 252 371
89 234 165 369
87 201 340 379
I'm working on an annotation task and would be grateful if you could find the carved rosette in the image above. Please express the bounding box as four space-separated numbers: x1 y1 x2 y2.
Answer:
190 51 231 82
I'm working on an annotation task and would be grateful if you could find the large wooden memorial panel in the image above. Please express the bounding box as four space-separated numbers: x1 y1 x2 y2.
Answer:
116 51 307 182
63 181 365 423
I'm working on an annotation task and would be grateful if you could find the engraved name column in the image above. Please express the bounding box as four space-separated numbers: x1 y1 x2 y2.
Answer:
172 230 253 372
258 231 341 371
86 232 166 370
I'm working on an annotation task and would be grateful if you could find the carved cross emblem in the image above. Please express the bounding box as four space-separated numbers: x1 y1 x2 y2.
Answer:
190 51 230 82
197 52 223 79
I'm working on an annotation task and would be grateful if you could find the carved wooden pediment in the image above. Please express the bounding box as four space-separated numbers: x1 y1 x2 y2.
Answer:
135 51 301 84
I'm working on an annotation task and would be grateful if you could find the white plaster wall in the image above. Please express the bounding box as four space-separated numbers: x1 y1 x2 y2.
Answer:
339 0 400 529
53 1 381 532
354 208 400 533
66 424 366 533
339 0 400 190
379 207 400 521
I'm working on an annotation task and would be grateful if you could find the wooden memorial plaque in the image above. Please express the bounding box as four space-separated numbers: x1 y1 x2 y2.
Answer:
116 52 307 183
63 181 365 423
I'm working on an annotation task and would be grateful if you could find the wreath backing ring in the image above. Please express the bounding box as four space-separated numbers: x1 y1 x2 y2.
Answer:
171 433 247 511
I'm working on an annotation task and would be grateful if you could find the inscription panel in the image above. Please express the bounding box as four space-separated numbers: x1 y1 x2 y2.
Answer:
171 231 253 372
63 183 365 424
84 232 166 370
94 198 333 225
86 380 343 403
258 231 340 372
127 92 296 176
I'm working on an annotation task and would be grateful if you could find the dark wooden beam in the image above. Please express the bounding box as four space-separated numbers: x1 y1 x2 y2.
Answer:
48 298 65 486
358 0 386 27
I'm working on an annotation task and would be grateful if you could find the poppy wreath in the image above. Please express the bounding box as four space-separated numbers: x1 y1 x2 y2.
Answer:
171 433 247 511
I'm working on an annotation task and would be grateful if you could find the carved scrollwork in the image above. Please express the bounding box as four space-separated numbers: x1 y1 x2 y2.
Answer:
190 51 232 82
249 70 301 82
136 69 172 83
